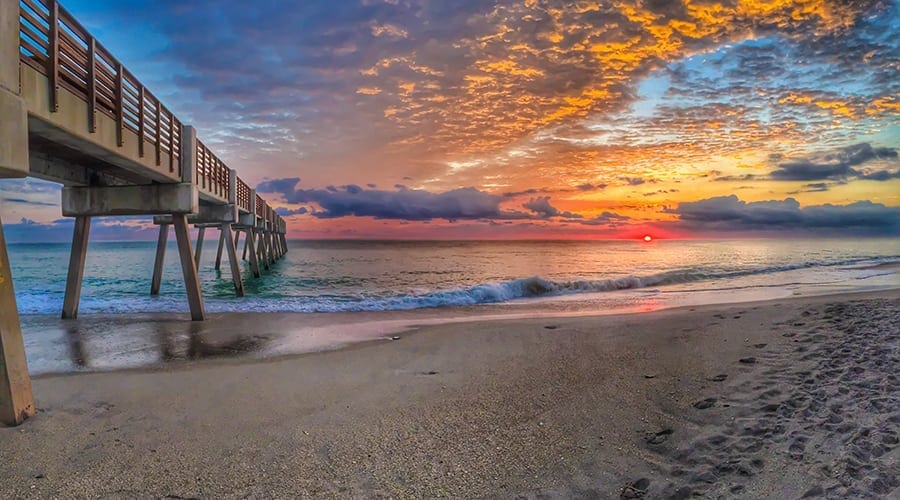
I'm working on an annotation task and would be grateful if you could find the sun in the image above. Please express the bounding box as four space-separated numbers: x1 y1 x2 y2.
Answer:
643 235 653 242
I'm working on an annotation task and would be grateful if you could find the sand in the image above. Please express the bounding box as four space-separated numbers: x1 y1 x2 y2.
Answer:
1 290 898 498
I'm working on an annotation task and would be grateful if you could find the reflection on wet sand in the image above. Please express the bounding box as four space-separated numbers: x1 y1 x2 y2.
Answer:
46 316 273 374
157 322 270 362
65 326 87 367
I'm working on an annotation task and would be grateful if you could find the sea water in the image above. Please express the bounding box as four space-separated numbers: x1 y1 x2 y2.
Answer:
7 238 900 374
8 238 900 315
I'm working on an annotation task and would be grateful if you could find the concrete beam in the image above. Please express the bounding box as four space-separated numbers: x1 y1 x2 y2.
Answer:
62 183 198 216
0 216 36 426
0 89 29 178
151 204 237 225
29 149 131 187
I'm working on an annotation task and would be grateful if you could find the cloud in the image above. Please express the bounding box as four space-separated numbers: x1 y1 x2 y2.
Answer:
275 206 309 216
258 177 302 196
621 177 647 186
259 178 518 221
669 195 900 235
255 178 637 226
522 196 582 219
769 143 898 181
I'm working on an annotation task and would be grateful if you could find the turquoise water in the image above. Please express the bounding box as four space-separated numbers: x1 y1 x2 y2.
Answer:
7 238 900 316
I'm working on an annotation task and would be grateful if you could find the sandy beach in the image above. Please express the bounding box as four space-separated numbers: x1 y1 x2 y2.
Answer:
1 290 898 498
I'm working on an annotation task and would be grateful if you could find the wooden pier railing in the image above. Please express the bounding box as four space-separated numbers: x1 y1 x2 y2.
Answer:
17 0 281 219
196 139 230 202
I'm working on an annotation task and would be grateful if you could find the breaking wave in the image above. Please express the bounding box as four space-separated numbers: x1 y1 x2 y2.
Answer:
15 257 898 315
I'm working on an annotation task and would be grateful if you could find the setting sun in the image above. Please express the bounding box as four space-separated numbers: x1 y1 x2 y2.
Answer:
643 235 652 242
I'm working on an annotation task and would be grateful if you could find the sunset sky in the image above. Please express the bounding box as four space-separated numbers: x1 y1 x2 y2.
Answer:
1 0 898 240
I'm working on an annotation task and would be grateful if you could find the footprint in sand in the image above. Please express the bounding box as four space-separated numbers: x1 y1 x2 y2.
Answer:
620 478 651 498
544 325 559 330
693 398 718 410
645 428 674 445
708 374 728 382
739 357 757 364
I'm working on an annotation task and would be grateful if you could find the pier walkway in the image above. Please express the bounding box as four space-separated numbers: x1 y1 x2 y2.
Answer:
1 0 288 425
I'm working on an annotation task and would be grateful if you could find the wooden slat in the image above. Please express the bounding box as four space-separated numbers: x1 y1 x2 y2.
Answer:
19 22 48 50
19 9 49 38
167 110 175 173
115 62 123 146
155 99 161 165
19 39 47 64
138 86 145 157
86 36 96 132
48 0 59 112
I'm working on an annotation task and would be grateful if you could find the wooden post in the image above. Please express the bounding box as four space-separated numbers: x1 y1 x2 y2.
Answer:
214 227 225 271
172 215 205 321
0 217 36 426
242 231 249 261
150 223 168 295
62 216 91 319
194 226 205 269
222 224 244 297
247 229 261 278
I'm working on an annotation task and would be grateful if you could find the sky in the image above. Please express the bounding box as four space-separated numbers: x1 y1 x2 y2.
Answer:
2 0 899 240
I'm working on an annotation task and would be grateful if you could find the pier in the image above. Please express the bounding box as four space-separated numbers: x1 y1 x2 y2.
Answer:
0 0 287 425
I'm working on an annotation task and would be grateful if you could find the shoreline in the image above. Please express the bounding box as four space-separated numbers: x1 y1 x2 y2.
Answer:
22 285 900 378
2 289 898 497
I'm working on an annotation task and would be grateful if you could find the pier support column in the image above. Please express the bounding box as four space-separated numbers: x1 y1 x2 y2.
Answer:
214 227 225 271
0 217 36 426
194 226 206 269
257 231 269 271
1 4 36 425
222 224 244 297
62 216 91 319
268 233 276 264
246 229 261 278
150 223 169 295
242 233 249 261
173 215 205 321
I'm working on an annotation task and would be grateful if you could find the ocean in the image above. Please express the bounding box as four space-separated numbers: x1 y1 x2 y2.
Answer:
8 238 900 374
8 238 900 316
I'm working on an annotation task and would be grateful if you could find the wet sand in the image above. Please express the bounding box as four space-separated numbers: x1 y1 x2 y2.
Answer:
1 290 898 498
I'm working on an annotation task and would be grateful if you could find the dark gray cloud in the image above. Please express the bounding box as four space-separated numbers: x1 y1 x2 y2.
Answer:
522 197 582 219
260 179 513 221
579 212 631 225
257 178 634 225
275 206 309 216
257 177 301 195
770 142 898 181
669 195 900 235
